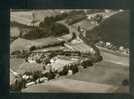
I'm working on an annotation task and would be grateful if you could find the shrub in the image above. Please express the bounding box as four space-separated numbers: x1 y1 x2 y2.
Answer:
81 60 93 68
43 71 55 80
11 50 21 55
29 46 36 51
122 79 129 86
51 23 69 36
32 71 42 81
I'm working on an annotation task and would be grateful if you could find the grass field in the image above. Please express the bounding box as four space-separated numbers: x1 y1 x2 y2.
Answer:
22 78 126 93
65 61 129 86
10 37 64 53
86 11 129 48
10 58 25 71
10 27 20 38
99 48 129 66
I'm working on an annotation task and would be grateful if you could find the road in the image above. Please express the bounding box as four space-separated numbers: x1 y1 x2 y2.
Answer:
57 15 129 67
100 49 129 66
10 10 129 93
11 10 129 67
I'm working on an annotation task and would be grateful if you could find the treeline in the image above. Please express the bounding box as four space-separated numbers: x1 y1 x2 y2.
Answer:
22 14 69 40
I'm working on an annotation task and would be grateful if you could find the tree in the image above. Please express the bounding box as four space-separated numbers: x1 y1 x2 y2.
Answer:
95 14 103 24
29 46 36 51
23 16 69 40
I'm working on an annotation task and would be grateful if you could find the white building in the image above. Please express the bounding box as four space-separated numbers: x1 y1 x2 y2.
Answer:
106 42 111 47
119 46 124 51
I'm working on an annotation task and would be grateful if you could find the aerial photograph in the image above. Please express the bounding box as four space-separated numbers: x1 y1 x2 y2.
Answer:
10 9 129 93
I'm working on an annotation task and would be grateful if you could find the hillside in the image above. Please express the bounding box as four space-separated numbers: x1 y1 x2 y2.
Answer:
86 11 129 48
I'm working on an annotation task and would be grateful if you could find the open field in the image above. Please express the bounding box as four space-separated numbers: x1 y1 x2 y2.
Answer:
100 49 129 66
10 58 25 71
65 61 129 86
10 37 64 53
10 27 20 38
22 78 128 93
87 11 129 47
11 10 61 25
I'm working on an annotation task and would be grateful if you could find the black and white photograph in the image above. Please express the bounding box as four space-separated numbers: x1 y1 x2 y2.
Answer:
10 9 129 93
